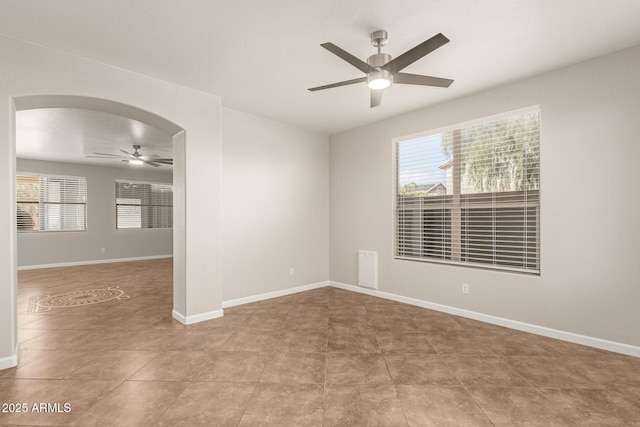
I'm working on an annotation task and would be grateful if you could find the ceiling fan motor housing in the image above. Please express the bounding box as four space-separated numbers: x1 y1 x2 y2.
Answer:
367 52 391 68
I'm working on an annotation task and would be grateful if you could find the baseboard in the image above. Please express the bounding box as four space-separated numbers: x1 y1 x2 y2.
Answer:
330 281 640 358
222 281 329 308
0 341 19 371
172 309 224 325
17 254 173 271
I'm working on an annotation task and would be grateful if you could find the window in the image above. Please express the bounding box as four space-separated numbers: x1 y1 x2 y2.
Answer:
395 107 540 274
16 173 87 232
116 180 173 229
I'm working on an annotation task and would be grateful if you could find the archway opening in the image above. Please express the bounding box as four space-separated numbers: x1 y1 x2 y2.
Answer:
11 95 187 354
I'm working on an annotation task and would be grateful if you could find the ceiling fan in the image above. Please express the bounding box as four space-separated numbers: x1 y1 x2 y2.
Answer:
308 30 454 107
87 144 173 167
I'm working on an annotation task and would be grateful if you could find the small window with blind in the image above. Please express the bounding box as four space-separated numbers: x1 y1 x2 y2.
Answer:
116 180 173 230
394 107 540 274
16 173 87 232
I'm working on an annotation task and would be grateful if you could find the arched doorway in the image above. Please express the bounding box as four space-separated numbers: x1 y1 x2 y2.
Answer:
1 94 217 369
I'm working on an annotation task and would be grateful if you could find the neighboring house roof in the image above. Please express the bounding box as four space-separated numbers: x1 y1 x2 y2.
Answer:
415 183 446 193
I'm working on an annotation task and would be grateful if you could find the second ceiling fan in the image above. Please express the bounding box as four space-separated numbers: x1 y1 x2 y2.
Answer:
87 144 173 167
309 30 454 107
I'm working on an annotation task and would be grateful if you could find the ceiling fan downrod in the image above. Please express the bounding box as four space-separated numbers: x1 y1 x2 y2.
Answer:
367 30 393 90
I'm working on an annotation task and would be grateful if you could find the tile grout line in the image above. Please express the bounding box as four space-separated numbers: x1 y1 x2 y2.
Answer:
373 331 411 426
322 326 329 427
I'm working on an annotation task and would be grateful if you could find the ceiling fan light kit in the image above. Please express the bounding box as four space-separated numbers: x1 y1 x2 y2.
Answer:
309 30 454 107
367 69 393 90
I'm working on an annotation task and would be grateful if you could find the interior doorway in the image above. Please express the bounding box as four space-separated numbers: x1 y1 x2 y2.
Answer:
11 95 187 358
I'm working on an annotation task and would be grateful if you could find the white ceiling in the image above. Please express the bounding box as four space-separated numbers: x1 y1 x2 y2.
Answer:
3 0 640 137
16 109 174 169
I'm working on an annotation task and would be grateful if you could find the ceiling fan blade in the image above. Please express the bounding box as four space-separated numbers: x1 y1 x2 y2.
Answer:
394 72 454 87
382 33 450 75
143 159 161 167
90 152 124 157
308 77 367 91
320 43 371 73
153 159 173 165
120 149 135 158
87 155 124 159
370 90 384 108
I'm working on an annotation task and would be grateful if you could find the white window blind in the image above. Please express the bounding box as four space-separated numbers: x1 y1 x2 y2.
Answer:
16 173 87 232
395 108 540 274
116 180 173 229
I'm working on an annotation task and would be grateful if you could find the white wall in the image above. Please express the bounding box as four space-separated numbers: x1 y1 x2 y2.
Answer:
221 108 329 301
330 45 640 347
0 35 222 367
17 159 173 267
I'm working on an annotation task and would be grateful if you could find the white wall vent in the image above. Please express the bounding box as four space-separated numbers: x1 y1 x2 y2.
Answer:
358 250 378 289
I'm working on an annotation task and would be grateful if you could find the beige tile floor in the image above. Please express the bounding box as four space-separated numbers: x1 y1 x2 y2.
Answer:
2 258 640 425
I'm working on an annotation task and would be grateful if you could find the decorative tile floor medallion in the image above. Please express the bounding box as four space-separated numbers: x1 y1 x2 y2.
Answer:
28 287 130 312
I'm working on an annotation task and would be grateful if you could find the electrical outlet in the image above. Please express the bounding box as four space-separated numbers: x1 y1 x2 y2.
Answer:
462 283 469 294
289 268 294 276
100 248 106 253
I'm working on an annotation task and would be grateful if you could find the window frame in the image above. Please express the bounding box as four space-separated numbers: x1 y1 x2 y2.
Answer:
16 172 88 233
392 106 541 275
115 179 173 230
